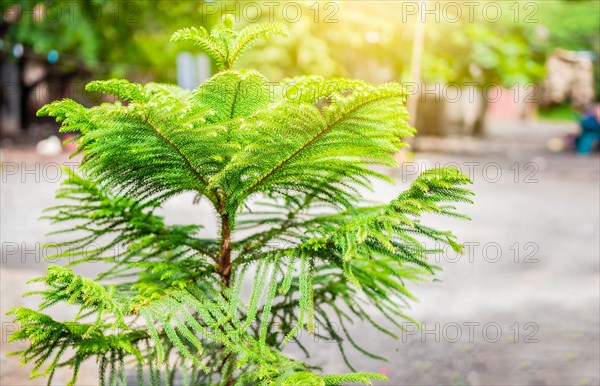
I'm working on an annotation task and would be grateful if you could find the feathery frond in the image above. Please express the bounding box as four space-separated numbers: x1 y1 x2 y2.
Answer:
171 15 287 71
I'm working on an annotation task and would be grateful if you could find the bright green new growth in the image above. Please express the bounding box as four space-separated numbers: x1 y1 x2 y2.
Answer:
9 16 473 386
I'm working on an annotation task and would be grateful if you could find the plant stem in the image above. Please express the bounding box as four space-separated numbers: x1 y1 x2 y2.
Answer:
219 212 232 287
218 210 236 385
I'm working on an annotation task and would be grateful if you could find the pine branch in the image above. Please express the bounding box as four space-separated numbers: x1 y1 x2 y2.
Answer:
41 168 217 282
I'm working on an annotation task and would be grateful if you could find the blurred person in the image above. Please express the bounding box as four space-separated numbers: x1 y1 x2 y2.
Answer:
576 102 600 154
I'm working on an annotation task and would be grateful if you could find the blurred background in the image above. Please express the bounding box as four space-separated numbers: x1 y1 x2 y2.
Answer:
1 1 599 385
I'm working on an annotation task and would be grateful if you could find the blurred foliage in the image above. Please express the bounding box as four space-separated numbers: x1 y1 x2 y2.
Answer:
419 2 546 86
534 0 600 53
536 103 578 121
532 0 600 96
1 0 599 86
236 2 402 81
1 0 221 79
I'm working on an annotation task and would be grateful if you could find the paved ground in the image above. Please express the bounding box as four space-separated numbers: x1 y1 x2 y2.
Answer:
1 120 599 385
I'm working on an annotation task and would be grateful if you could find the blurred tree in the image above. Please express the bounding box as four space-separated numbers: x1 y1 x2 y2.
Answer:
3 0 598 84
234 1 401 81
533 0 600 96
417 1 546 86
0 1 221 79
0 0 218 132
2 0 598 134
534 0 600 53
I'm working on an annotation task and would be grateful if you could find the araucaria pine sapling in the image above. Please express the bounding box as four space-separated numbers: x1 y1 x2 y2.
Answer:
8 16 473 386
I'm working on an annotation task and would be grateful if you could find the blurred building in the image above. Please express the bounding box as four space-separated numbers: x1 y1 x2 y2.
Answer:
541 50 596 111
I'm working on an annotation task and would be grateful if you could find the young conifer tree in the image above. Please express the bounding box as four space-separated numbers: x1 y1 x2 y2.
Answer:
8 16 473 386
